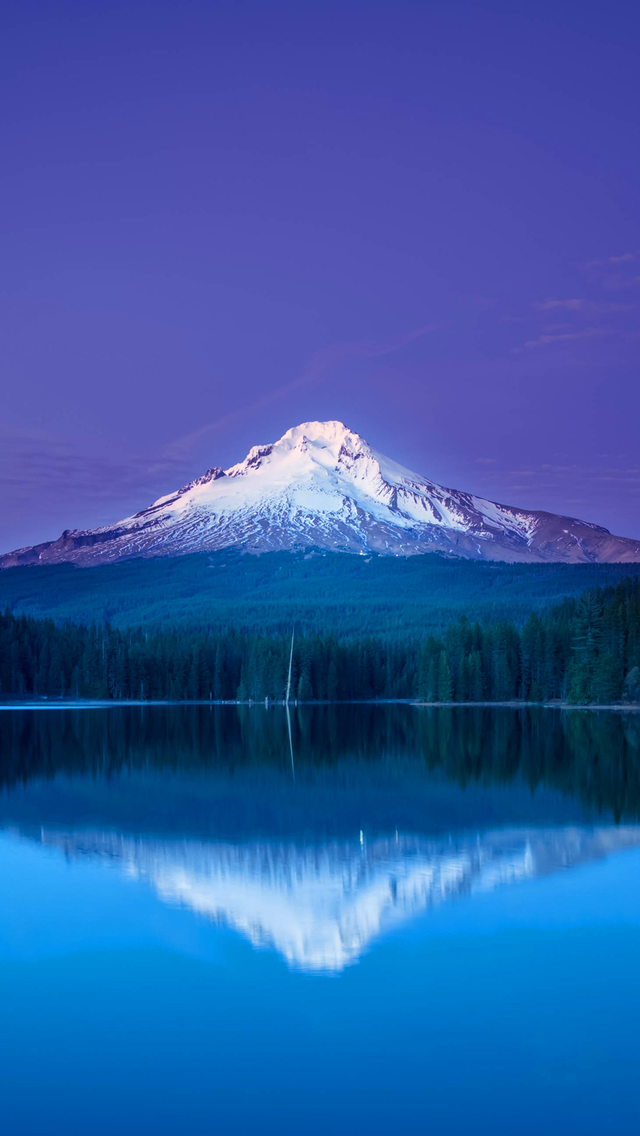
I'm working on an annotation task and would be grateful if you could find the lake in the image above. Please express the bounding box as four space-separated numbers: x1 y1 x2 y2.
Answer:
1 704 639 1134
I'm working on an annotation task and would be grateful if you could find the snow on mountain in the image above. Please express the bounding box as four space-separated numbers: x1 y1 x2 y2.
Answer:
37 824 640 972
2 420 639 566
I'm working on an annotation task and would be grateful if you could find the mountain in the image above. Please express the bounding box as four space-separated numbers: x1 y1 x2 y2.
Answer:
33 824 640 971
2 420 639 566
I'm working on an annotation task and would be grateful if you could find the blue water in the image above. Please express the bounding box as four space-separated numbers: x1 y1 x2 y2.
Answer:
1 705 639 1134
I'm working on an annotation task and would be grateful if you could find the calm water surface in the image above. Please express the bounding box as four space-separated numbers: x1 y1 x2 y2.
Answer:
1 705 639 1135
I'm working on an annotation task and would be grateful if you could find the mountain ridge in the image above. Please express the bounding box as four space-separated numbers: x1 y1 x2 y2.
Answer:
2 420 639 567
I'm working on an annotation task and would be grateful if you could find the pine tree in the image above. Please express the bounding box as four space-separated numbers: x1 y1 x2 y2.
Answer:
468 650 483 701
623 666 640 703
297 671 313 701
327 660 339 701
570 591 604 701
437 651 453 702
591 652 621 704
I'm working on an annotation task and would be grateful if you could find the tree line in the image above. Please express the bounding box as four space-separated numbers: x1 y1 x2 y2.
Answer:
1 578 639 704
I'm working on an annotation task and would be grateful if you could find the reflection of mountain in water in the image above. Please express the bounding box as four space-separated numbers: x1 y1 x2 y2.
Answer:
41 825 640 972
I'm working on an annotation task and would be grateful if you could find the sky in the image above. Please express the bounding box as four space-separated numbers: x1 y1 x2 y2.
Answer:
1 0 639 552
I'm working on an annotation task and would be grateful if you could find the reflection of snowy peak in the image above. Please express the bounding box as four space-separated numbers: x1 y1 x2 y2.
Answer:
40 825 640 972
3 420 639 565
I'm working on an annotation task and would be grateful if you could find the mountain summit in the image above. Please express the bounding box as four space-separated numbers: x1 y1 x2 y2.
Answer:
2 420 639 566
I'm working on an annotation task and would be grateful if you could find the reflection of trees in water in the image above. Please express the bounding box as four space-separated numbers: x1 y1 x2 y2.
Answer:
416 708 640 821
1 705 639 821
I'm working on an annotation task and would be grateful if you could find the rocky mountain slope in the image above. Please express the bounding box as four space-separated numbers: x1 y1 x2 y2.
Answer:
2 420 639 566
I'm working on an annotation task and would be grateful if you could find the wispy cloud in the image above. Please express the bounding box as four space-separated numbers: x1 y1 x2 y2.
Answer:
536 298 638 314
0 323 443 536
484 459 640 498
518 327 611 351
584 253 636 268
517 258 640 355
466 454 640 535
164 323 441 460
0 426 190 520
536 298 586 311
581 252 640 291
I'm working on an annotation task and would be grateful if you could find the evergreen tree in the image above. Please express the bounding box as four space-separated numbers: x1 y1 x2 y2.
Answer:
297 671 313 701
437 651 453 702
0 578 638 705
623 666 640 703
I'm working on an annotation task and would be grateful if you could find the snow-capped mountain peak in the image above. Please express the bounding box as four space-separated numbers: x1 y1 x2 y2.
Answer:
2 420 639 566
224 420 396 494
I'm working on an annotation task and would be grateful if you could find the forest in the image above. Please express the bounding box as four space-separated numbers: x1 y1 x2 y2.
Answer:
1 578 639 705
1 549 639 637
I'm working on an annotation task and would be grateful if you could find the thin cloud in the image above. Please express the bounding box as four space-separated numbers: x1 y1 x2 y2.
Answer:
536 298 586 311
518 328 609 351
600 274 640 291
522 276 640 358
584 253 636 268
164 323 441 461
492 461 640 494
535 298 638 314
0 426 189 513
581 252 640 291
0 323 443 533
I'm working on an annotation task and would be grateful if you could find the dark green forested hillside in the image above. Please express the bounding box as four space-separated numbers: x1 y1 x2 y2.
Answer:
1 551 639 637
1 579 639 704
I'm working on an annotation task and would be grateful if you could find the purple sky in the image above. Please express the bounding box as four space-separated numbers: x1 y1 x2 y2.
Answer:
2 0 639 552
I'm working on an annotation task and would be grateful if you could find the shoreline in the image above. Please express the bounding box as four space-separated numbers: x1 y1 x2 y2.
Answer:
0 698 638 713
